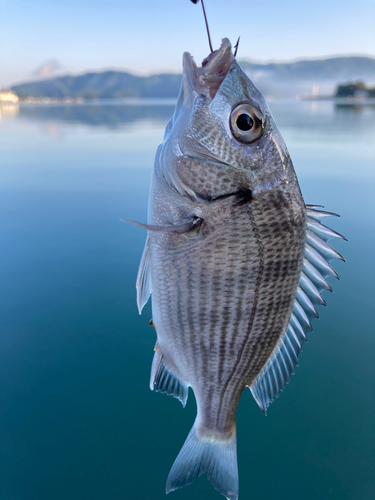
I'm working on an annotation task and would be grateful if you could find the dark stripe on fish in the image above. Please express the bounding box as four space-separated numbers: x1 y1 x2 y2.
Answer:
216 201 264 426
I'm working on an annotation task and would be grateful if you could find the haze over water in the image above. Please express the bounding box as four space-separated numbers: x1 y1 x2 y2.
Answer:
0 100 374 500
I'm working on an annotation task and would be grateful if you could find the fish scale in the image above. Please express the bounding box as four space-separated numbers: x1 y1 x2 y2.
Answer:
135 38 345 500
215 189 306 424
150 176 305 435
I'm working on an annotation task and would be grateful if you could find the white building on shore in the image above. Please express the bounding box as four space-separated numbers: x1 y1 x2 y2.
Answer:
0 90 19 103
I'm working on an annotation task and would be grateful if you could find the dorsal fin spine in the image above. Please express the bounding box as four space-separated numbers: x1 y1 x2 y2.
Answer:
287 324 302 351
306 218 346 241
299 273 326 306
306 231 345 262
303 259 332 292
297 287 319 319
293 301 312 331
306 208 339 221
250 207 345 414
305 244 340 279
290 314 307 342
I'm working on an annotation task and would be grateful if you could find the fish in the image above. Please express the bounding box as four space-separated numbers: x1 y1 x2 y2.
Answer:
135 38 345 500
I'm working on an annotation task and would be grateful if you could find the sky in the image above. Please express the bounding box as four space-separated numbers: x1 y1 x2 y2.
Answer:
0 0 374 88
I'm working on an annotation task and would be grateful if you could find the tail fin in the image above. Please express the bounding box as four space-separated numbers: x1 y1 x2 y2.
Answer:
166 420 238 500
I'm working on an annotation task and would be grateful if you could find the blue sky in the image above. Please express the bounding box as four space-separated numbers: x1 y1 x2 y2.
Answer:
0 0 374 88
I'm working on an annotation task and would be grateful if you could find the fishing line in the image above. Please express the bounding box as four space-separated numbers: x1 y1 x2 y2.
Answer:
190 0 213 53
190 0 240 57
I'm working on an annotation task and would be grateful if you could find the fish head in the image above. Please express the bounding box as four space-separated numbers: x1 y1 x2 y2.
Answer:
162 38 297 200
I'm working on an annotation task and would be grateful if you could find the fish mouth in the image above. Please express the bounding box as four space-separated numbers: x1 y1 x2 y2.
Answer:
183 38 234 99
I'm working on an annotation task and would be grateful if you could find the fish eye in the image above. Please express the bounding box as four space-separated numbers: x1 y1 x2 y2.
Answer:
230 103 264 143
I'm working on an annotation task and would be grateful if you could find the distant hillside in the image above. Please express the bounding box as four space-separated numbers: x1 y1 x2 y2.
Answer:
239 56 375 97
11 56 375 99
12 71 182 99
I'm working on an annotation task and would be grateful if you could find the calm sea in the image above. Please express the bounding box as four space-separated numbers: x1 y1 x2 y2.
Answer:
0 100 374 500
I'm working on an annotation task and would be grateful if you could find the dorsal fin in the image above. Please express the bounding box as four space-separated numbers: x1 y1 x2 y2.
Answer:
136 235 152 314
250 206 345 414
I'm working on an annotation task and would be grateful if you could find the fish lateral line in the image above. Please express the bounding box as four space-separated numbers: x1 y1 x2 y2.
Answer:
122 217 203 233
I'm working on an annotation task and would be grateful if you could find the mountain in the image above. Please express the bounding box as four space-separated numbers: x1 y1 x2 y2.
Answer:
239 56 375 97
11 56 375 99
11 71 182 99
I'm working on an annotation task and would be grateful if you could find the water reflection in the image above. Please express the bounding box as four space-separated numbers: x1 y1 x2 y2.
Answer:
0 97 374 500
269 100 375 143
0 103 19 121
335 102 375 113
17 101 176 129
11 100 375 140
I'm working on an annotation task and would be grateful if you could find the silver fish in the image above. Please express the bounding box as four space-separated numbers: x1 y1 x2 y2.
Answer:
135 38 345 500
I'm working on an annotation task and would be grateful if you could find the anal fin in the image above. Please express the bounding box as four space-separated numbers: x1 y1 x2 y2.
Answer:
150 349 188 407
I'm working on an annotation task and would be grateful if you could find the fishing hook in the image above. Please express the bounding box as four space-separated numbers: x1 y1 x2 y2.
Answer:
234 36 240 57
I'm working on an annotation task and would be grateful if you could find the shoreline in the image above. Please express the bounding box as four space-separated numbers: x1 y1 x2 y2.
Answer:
2 96 375 107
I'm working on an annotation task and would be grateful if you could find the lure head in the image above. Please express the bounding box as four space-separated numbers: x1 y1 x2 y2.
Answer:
160 38 299 200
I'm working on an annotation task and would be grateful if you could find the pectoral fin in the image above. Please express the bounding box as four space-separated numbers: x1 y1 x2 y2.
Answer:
124 217 202 234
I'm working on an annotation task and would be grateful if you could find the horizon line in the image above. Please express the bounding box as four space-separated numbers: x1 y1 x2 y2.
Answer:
7 52 375 89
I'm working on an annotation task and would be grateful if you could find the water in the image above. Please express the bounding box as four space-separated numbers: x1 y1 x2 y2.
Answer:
0 100 374 500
